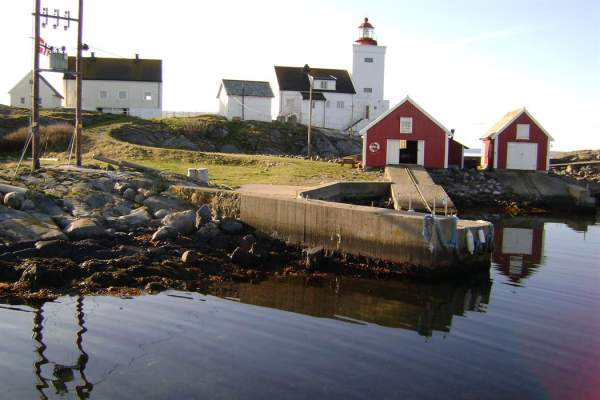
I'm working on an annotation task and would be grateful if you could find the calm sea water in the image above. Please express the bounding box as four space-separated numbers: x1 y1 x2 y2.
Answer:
1 218 599 400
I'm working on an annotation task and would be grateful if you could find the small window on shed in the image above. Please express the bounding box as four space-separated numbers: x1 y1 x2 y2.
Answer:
99 90 107 99
516 124 530 140
286 98 295 108
20 97 25 104
364 87 373 93
144 92 152 101
400 117 413 134
326 100 331 108
337 101 345 109
319 81 328 90
364 57 374 63
118 91 127 100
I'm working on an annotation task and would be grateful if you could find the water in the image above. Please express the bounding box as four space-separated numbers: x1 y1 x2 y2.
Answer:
1 218 599 400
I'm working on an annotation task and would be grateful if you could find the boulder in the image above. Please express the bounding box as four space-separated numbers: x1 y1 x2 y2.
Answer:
195 204 212 228
145 281 166 293
143 195 191 213
0 205 68 244
219 218 244 235
196 222 220 241
161 210 196 234
230 247 257 267
151 226 178 241
64 218 108 240
181 250 199 264
239 234 256 252
303 246 324 270
134 193 146 204
20 199 35 210
4 192 24 209
18 259 77 289
123 187 137 201
114 182 131 194
154 209 170 219
114 207 152 230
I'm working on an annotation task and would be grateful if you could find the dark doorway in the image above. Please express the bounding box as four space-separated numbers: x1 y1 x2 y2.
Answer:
399 140 418 164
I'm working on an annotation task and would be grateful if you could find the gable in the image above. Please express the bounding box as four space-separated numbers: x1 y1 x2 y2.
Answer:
482 108 553 141
274 66 356 94
9 71 63 99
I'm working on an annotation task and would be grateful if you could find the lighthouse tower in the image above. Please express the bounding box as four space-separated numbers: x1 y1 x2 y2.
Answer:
352 18 389 126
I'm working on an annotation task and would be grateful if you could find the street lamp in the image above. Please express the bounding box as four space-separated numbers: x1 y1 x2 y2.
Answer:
303 64 313 158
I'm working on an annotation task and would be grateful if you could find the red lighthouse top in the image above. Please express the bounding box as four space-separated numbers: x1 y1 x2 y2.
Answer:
356 17 378 45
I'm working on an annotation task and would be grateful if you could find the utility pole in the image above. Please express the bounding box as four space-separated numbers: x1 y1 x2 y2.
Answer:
303 64 313 159
75 0 83 166
31 0 41 171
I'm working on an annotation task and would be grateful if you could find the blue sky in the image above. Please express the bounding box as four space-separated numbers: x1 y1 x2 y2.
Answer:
1 0 598 150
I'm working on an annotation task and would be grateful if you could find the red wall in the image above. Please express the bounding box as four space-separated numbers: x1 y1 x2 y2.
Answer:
364 101 448 169
493 225 544 281
448 139 464 167
490 113 549 171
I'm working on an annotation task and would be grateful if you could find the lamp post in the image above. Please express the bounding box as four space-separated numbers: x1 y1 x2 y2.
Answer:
303 64 313 158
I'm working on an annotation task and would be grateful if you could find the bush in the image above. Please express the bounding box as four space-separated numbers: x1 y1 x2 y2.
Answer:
0 123 74 153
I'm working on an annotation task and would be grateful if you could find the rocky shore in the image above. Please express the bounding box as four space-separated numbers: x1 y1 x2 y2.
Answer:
0 166 415 303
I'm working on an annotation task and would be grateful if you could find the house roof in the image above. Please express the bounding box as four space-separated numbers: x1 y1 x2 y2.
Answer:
300 92 326 101
63 56 162 82
8 71 63 99
481 107 554 141
274 66 356 94
360 95 451 137
217 79 274 98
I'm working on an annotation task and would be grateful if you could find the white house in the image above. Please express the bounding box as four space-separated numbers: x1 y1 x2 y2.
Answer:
275 66 356 131
217 79 274 122
63 54 162 118
8 71 63 109
274 18 389 132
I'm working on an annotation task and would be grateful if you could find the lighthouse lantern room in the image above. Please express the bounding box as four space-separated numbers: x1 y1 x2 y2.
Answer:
356 18 377 45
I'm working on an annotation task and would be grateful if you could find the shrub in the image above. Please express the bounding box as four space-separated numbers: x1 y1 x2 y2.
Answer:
0 123 75 153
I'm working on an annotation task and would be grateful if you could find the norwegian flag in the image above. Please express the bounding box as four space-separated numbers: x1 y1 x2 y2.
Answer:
38 37 48 55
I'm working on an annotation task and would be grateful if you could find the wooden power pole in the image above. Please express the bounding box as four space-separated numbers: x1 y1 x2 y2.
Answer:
31 0 41 171
75 0 83 167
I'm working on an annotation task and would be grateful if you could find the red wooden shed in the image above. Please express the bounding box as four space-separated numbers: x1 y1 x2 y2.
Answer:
361 96 450 169
481 108 553 171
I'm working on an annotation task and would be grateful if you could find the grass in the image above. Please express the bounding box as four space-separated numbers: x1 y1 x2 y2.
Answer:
0 106 381 188
0 123 75 153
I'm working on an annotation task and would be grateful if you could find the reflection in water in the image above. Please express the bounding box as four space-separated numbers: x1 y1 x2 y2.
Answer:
212 273 492 337
32 296 93 399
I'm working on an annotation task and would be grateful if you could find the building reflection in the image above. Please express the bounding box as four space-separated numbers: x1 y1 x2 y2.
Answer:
213 274 492 337
32 296 93 399
492 219 545 283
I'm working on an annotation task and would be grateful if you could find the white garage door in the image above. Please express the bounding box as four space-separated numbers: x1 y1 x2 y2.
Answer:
506 142 538 170
386 139 400 164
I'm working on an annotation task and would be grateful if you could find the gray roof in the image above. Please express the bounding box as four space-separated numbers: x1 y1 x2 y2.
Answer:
218 80 274 98
64 56 162 82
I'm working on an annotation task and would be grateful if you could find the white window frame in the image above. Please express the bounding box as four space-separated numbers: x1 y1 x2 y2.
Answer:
400 117 413 134
337 101 344 109
118 90 127 100
144 92 152 101
20 97 25 104
516 124 530 140
99 90 108 100
319 81 328 90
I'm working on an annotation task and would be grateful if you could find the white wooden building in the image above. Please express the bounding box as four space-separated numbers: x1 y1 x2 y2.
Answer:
274 18 389 132
63 54 162 118
8 71 63 109
217 79 274 122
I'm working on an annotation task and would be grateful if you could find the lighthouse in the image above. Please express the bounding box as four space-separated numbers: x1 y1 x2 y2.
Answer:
352 17 389 124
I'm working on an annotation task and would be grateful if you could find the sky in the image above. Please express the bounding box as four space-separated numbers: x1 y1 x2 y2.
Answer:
1 0 599 151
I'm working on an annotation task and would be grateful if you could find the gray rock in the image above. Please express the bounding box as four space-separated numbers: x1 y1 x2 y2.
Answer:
115 207 152 230
91 177 115 193
145 281 166 293
134 193 146 204
154 209 170 219
195 204 212 228
4 192 24 209
181 250 198 264
21 199 35 210
114 182 131 194
143 195 191 213
64 218 108 240
123 188 137 201
239 234 256 252
161 210 196 234
219 218 244 235
151 226 178 241
230 247 257 267
0 205 67 244
84 192 114 209
197 222 220 240
303 246 324 270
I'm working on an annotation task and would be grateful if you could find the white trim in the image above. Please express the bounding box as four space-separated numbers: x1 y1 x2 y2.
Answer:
493 138 499 169
359 95 451 137
545 136 551 172
417 140 425 166
485 108 554 141
444 135 449 169
362 135 367 168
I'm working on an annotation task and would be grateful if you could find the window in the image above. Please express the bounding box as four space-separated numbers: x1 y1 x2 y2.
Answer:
326 100 331 108
400 117 413 134
516 124 530 140
144 92 152 101
285 98 295 108
365 57 374 63
99 90 107 99
337 101 345 109
20 97 25 104
364 87 373 93
118 91 127 100
319 81 328 90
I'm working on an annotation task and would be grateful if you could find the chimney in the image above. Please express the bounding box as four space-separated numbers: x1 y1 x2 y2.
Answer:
90 51 96 60
134 53 140 63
